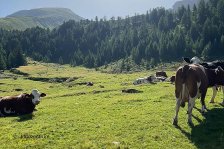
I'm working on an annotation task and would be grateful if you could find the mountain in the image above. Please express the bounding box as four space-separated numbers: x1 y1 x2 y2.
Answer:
0 8 83 30
173 0 208 10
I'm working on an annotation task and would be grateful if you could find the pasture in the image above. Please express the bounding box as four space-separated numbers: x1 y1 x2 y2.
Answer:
0 61 224 149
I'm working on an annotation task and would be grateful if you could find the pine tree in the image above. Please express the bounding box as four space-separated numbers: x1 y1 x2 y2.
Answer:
0 45 6 70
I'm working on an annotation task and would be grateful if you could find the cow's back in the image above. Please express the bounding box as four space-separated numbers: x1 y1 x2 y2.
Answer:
175 64 208 101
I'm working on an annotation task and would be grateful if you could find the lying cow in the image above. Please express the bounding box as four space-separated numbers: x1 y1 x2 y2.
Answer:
183 56 224 104
133 77 150 85
133 76 158 85
0 89 46 116
156 71 168 78
173 64 224 126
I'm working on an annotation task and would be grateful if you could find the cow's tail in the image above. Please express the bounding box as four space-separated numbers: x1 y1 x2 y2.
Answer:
180 65 191 107
181 65 190 83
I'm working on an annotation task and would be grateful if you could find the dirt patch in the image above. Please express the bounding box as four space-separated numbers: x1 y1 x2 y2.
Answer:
65 77 79 83
15 88 23 91
122 89 143 93
92 89 117 94
0 73 18 79
10 68 29 76
27 77 70 83
0 90 6 93
59 92 87 97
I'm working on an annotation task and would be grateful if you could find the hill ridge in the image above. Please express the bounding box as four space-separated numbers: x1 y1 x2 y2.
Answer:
0 7 83 30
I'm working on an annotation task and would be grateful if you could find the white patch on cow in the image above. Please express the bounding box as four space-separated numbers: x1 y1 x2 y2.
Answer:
173 98 181 125
133 77 148 85
4 107 15 114
197 64 206 75
191 56 202 64
197 81 201 89
195 81 202 99
188 97 196 124
17 94 23 98
182 83 185 100
31 89 42 105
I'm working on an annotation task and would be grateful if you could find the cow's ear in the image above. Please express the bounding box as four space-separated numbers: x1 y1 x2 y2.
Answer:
218 66 224 72
183 57 191 64
40 93 46 97
214 66 224 74
23 94 32 99
215 68 219 74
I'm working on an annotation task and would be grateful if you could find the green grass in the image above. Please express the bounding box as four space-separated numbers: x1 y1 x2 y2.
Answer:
0 61 224 148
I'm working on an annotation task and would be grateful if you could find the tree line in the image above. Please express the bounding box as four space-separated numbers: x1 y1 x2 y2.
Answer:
0 0 224 70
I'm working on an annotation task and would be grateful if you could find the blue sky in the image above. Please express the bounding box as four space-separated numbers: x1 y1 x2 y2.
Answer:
0 0 178 19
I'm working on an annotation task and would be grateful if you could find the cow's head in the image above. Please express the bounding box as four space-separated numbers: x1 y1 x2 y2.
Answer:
183 56 202 64
133 78 148 85
133 78 142 85
215 66 224 84
31 89 46 105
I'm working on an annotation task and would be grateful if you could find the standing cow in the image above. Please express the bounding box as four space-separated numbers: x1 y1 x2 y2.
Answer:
173 64 224 126
183 56 224 104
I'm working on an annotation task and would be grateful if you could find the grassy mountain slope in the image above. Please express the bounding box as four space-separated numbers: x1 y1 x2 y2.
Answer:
0 61 223 148
0 8 83 30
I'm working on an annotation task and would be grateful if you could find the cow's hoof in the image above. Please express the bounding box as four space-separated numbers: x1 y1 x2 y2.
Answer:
201 108 207 114
188 121 194 127
180 102 185 108
173 119 178 126
209 100 215 103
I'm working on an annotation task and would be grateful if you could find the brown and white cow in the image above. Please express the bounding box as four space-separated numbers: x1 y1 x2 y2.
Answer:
0 89 46 116
183 56 224 104
173 64 224 126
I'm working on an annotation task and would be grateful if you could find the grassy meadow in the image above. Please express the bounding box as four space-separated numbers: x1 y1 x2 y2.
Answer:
0 61 224 149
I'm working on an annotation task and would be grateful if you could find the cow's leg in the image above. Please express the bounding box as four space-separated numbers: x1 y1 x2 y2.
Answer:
209 86 217 103
188 97 195 125
0 110 5 117
173 98 181 126
221 86 224 105
201 91 207 113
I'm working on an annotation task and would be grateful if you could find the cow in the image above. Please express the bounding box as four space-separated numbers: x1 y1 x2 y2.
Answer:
169 75 175 84
133 77 150 85
173 64 224 126
156 71 168 78
0 89 46 116
183 56 224 104
133 76 158 85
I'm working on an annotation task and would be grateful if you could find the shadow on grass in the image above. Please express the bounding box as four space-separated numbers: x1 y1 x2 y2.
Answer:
17 114 34 122
177 108 224 149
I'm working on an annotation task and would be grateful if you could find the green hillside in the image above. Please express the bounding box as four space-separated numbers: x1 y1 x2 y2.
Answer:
0 61 223 148
0 8 83 30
